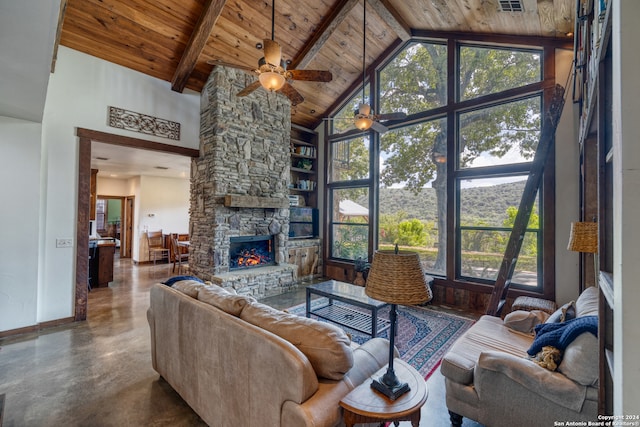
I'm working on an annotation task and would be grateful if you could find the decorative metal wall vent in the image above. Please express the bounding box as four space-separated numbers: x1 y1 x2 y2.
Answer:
108 106 180 140
498 0 524 12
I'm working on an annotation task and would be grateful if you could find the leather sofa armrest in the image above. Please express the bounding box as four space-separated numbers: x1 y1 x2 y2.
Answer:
281 338 393 427
146 307 156 370
475 351 587 412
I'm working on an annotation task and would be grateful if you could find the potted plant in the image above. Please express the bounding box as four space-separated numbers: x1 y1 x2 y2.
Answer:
297 158 313 170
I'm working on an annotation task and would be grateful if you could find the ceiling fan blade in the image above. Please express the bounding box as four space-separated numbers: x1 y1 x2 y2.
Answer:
207 59 256 73
236 80 262 97
375 111 407 121
263 39 282 67
288 69 333 82
277 82 304 106
370 121 389 133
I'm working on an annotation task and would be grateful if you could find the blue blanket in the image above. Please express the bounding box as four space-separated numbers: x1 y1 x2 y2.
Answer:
527 315 598 356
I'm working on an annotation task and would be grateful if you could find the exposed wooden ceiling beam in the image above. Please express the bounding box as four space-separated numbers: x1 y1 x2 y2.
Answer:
171 0 226 93
290 0 360 71
51 0 68 73
537 0 557 36
367 0 411 41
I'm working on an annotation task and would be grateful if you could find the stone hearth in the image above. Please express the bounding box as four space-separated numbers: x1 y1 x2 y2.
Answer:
189 66 297 297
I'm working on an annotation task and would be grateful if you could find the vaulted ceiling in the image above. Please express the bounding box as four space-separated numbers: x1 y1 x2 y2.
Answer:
58 0 575 129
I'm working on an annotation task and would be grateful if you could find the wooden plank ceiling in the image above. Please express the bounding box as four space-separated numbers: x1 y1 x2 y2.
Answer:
59 0 574 129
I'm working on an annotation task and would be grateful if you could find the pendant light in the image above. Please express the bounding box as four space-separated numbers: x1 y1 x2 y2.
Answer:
354 0 373 131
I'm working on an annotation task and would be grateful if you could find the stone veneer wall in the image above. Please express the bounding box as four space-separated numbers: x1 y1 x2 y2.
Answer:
189 66 297 297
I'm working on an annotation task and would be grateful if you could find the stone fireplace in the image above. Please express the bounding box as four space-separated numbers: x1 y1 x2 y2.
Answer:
188 66 297 297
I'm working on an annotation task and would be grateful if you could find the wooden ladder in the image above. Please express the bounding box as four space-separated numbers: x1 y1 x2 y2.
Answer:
485 84 566 317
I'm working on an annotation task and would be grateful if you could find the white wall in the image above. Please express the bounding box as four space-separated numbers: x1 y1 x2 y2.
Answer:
30 46 200 327
612 0 640 414
554 48 581 305
96 176 130 196
0 117 42 331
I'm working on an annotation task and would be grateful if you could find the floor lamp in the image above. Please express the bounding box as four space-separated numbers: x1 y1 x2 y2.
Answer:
365 246 430 400
567 221 599 291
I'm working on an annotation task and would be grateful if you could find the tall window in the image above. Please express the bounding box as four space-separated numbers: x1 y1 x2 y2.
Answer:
328 134 371 261
326 37 550 292
378 118 447 276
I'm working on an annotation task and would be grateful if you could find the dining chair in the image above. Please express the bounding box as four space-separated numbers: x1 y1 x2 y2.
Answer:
145 230 169 265
171 234 189 274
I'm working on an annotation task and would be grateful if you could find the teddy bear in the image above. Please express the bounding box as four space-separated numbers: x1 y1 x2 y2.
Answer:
531 345 562 371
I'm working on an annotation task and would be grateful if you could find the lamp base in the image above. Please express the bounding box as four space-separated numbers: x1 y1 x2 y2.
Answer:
370 376 410 401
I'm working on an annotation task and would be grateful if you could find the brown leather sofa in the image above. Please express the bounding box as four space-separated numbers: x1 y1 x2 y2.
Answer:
147 281 391 427
440 286 599 427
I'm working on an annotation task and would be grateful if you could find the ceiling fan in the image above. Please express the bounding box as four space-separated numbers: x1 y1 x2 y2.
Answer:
326 0 406 133
207 0 332 106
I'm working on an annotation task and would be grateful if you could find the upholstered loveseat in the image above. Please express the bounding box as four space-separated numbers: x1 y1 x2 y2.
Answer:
441 286 599 427
147 280 392 427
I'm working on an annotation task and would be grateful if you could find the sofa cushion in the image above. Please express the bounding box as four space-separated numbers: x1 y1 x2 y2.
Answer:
558 332 599 386
204 281 237 294
441 315 532 385
197 286 255 316
171 279 207 298
504 310 549 334
240 301 354 380
576 286 599 317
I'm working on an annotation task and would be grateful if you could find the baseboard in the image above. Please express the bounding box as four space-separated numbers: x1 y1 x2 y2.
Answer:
0 317 75 339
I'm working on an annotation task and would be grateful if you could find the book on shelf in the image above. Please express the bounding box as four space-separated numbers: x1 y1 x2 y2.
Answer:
294 146 316 157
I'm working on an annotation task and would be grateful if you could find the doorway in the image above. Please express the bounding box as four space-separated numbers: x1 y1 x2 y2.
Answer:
95 195 134 258
75 128 199 321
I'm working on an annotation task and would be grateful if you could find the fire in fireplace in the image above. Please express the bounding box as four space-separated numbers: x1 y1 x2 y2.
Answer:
229 235 276 270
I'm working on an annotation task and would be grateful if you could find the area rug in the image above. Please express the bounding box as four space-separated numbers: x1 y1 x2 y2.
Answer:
287 302 474 379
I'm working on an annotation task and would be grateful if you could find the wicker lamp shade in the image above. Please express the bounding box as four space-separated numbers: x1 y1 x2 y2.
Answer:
365 250 430 305
567 221 598 253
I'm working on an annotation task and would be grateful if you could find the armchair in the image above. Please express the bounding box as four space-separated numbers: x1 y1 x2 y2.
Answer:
441 286 599 427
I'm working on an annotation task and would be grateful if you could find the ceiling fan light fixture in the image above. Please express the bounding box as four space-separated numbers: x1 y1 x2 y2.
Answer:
259 71 286 91
355 115 373 130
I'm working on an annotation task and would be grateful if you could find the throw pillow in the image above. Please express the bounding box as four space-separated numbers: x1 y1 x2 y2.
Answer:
171 279 207 298
504 310 549 334
240 301 354 380
204 281 237 294
558 332 599 386
545 301 576 324
197 286 255 317
575 286 599 317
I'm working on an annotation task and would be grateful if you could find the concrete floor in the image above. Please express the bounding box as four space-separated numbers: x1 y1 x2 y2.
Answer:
0 257 483 427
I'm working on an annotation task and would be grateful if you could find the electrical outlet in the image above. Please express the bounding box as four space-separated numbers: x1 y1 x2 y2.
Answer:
56 238 73 248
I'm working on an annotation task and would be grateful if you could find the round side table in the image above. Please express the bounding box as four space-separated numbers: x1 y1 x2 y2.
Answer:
340 359 428 427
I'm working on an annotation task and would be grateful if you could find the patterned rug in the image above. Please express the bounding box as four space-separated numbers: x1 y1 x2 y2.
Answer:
287 301 474 379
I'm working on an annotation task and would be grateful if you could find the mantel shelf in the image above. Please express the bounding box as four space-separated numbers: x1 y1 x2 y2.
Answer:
223 194 289 209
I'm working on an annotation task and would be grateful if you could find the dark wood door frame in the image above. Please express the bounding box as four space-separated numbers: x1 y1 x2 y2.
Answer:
75 128 199 321
124 196 135 258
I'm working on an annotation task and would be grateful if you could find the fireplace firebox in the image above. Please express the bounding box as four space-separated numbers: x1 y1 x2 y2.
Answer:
229 235 276 271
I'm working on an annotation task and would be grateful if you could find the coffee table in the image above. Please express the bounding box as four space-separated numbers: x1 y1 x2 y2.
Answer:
306 280 390 338
340 359 428 427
